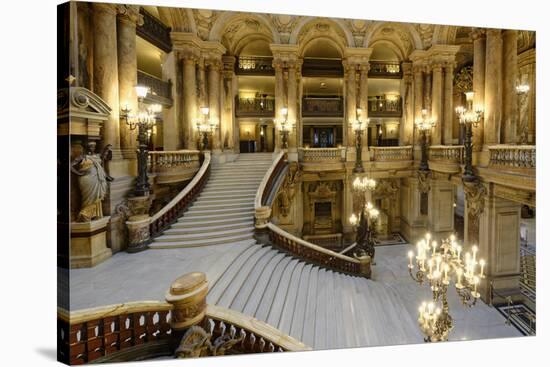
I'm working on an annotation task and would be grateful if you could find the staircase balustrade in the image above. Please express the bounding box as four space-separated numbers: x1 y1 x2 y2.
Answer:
428 145 464 163
370 146 413 161
148 150 201 185
298 147 346 162
488 145 536 169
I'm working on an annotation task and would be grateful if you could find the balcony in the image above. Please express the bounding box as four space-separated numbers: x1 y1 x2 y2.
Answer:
235 56 274 75
235 96 275 118
368 61 402 79
302 97 344 117
428 145 464 174
137 8 172 53
368 96 402 118
370 146 413 162
137 70 172 106
148 150 201 185
298 147 346 172
488 145 535 170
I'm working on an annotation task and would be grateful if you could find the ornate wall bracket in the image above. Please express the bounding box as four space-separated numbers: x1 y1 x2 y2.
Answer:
417 170 432 194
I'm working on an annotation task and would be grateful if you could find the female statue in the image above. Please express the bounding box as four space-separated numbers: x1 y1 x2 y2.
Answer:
71 142 113 222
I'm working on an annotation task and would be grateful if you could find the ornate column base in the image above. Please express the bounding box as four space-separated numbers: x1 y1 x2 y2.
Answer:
70 216 112 268
126 214 151 253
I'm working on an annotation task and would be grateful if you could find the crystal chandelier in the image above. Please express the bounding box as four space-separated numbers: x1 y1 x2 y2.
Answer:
407 233 486 342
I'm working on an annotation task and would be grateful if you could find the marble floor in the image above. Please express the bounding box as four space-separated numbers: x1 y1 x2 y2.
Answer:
63 242 523 349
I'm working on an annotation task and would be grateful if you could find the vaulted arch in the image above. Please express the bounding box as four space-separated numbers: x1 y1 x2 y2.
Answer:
208 12 280 46
364 22 423 57
290 17 354 51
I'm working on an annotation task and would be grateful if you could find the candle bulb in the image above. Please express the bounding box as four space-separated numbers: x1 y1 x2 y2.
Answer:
444 264 449 283
432 241 437 255
408 250 414 268
456 268 463 288
472 245 478 263
457 245 462 262
479 259 486 278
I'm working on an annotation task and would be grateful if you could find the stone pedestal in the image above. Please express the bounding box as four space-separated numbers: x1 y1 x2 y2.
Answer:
165 272 209 333
70 216 112 268
357 255 372 279
126 214 151 253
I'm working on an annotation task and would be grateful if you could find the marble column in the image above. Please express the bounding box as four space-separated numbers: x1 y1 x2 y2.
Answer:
162 51 181 150
443 63 454 145
502 30 518 143
273 61 285 151
471 29 486 151
197 58 207 110
478 189 522 301
413 65 424 122
431 63 443 145
424 67 432 114
182 55 198 149
345 62 357 147
207 59 222 151
92 3 120 152
287 63 298 153
484 29 503 145
400 62 414 146
222 56 236 152
359 63 369 157
116 5 141 158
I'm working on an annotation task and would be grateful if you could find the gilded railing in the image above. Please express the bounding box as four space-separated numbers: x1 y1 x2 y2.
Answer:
488 145 536 169
235 96 275 117
58 272 308 364
428 145 464 163
370 146 413 161
368 61 402 78
302 97 344 117
149 152 210 237
298 147 346 162
137 70 172 103
267 223 369 276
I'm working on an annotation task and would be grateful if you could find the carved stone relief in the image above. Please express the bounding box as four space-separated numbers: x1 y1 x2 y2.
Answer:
276 163 302 217
463 180 487 243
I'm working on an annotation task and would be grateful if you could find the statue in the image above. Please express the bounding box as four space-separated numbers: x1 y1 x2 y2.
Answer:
71 141 113 222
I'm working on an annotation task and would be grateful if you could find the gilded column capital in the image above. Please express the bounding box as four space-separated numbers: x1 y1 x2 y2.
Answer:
486 28 503 39
431 62 444 73
117 5 143 27
470 28 486 42
205 58 223 71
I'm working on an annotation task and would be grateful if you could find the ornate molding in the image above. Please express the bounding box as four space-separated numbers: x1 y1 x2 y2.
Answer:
417 170 432 194
454 65 473 94
276 163 302 217
463 180 487 219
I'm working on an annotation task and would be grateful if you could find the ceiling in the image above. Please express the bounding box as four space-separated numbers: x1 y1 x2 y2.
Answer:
303 38 341 59
370 44 399 61
303 77 343 95
240 40 272 56
237 76 275 95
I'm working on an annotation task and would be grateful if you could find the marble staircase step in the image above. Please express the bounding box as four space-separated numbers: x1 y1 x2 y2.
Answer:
177 210 255 222
195 194 255 203
183 206 255 216
163 223 253 237
149 232 254 249
250 256 293 320
268 260 305 330
156 227 253 242
187 201 254 211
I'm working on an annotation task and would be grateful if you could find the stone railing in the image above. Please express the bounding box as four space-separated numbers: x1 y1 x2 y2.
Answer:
137 8 172 53
428 145 464 163
370 146 413 161
148 150 201 185
57 272 307 364
267 223 370 277
235 96 275 117
298 147 346 162
303 233 343 251
235 56 274 75
137 70 172 105
368 61 402 78
302 97 344 117
488 145 536 169
254 151 286 228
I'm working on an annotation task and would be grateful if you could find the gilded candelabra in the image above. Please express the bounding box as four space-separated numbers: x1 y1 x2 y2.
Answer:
276 107 293 149
415 109 435 172
195 107 217 150
407 233 486 342
352 108 369 173
455 92 484 182
350 176 378 259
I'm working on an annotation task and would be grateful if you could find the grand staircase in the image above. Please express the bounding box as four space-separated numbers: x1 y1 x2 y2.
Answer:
149 153 273 249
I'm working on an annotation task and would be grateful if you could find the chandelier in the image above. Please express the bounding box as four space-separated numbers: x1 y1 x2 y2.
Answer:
407 233 486 342
455 92 483 126
415 108 436 131
352 176 376 193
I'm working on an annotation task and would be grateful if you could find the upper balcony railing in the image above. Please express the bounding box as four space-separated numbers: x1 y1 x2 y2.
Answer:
368 96 402 117
137 9 172 53
148 150 201 185
137 70 172 105
488 145 536 170
235 56 274 75
302 97 344 117
428 145 464 164
370 146 413 161
368 61 402 79
298 147 346 162
235 96 275 117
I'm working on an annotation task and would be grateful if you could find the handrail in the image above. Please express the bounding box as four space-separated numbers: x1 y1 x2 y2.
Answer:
488 144 535 169
370 145 413 161
428 145 464 163
255 151 285 210
206 304 310 352
149 151 211 236
57 301 173 324
267 222 370 276
339 242 357 255
298 147 346 162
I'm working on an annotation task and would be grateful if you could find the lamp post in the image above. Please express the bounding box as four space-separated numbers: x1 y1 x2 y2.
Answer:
196 107 217 151
276 107 292 149
415 109 436 172
455 92 484 182
121 85 162 197
407 233 486 342
350 176 378 259
352 108 369 173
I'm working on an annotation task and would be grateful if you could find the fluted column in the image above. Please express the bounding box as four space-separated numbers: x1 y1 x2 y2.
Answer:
401 62 414 145
222 56 236 152
443 63 454 145
182 55 198 149
484 29 503 145
197 58 207 110
424 67 432 114
502 30 518 143
359 64 369 117
345 62 357 147
116 5 142 158
207 59 222 151
287 63 298 151
471 29 486 151
92 3 120 152
273 61 285 151
431 63 443 145
413 65 424 122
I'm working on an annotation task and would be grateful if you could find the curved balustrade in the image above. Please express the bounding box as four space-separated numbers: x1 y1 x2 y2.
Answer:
267 223 368 276
370 146 413 161
254 151 286 223
298 147 346 162
488 145 536 169
149 152 211 237
428 145 464 163
148 150 201 185
58 299 307 364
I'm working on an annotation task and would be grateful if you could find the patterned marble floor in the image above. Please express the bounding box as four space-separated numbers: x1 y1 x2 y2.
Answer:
63 243 522 349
